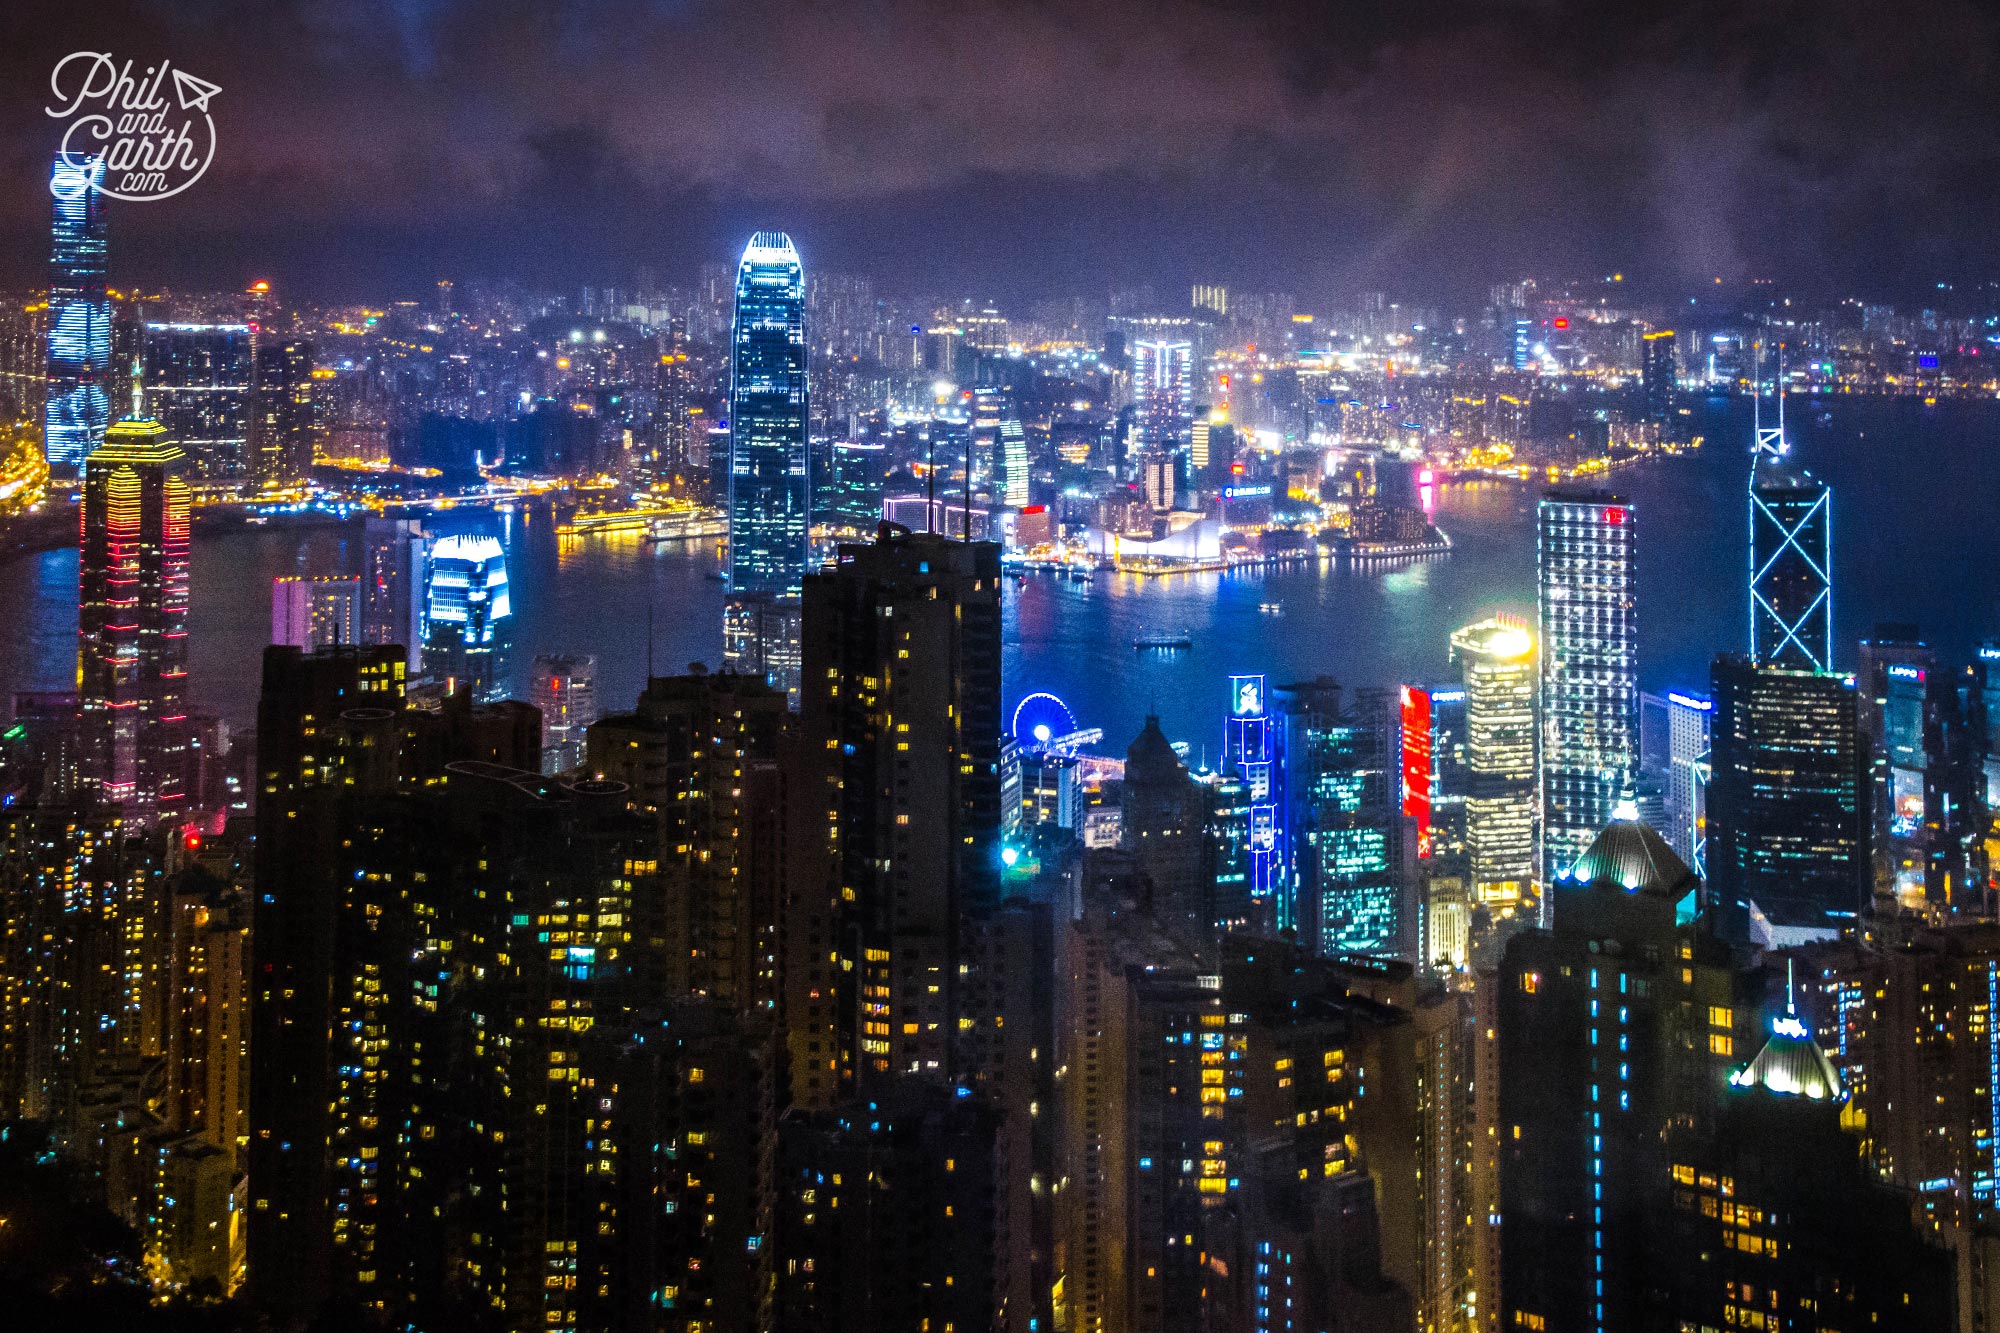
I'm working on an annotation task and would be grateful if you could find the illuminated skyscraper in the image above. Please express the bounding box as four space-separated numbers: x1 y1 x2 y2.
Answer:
727 231 809 593
1660 690 1712 872
528 652 597 774
1537 489 1637 893
250 335 316 489
78 419 191 822
1288 683 1407 958
648 316 693 493
1131 339 1193 451
1499 813 1754 1333
422 532 512 701
1706 656 1867 932
360 516 424 672
142 323 253 481
1749 399 1832 672
46 152 111 471
1639 329 1677 430
270 574 363 650
1451 617 1538 910
825 440 889 531
1221 673 1280 926
723 591 802 708
967 386 1030 508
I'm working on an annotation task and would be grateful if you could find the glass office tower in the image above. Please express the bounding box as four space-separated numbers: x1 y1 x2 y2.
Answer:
1707 656 1867 933
727 232 809 593
1537 489 1637 895
47 152 111 471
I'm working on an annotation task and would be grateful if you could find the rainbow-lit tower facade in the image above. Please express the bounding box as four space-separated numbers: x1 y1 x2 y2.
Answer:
78 418 191 821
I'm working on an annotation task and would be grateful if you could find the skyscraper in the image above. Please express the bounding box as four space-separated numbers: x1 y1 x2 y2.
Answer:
969 386 1031 508
529 652 597 774
1131 339 1194 451
1450 617 1538 911
1121 714 1214 937
1222 672 1280 923
1537 489 1637 891
271 574 363 650
787 527 1002 1106
586 670 786 1011
1706 657 1868 933
1639 329 1677 431
1500 812 1758 1333
722 590 804 708
1749 404 1832 672
250 335 316 489
1273 679 1409 959
422 532 512 701
648 316 694 493
1661 690 1712 871
78 419 191 822
361 515 425 672
46 152 111 472
727 231 809 593
142 323 254 482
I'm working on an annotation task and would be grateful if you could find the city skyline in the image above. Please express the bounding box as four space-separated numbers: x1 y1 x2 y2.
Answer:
8 10 2000 1330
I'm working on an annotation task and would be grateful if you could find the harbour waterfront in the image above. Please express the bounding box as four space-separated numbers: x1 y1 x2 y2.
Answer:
1 399 1995 754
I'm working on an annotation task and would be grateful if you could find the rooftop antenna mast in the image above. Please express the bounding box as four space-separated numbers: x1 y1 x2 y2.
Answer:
1754 340 1786 458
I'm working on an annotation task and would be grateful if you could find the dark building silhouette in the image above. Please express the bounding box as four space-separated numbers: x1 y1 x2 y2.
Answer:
787 527 1003 1106
1120 714 1214 937
775 1081 1006 1333
1662 1010 1954 1331
587 670 788 1011
248 644 781 1330
1499 811 1763 1333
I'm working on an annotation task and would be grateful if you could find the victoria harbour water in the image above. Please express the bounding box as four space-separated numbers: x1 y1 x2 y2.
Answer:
2 399 1995 755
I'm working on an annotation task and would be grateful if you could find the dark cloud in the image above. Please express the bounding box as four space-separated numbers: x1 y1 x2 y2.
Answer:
2 0 1998 302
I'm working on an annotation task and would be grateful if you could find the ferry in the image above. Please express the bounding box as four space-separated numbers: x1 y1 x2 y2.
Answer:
1258 602 1283 615
1134 629 1193 650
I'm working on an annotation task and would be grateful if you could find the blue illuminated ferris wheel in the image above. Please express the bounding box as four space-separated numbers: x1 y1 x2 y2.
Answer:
1010 692 1101 755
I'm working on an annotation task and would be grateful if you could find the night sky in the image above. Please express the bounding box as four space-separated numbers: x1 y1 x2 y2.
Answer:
5 0 2000 303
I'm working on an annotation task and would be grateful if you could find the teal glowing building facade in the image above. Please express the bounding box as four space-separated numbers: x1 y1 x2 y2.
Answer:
727 232 810 593
1276 679 1406 958
47 152 111 471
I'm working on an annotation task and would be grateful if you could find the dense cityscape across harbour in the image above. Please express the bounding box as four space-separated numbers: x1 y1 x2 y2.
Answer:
3 397 1996 756
14 6 2000 1333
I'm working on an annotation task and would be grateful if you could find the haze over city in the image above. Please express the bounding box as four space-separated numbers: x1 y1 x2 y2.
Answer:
5 5 2000 1333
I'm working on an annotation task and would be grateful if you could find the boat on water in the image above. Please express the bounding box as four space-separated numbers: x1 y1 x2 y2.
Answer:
1258 602 1283 615
1134 629 1193 650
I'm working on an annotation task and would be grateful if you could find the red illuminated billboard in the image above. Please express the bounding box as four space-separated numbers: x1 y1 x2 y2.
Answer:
1401 685 1433 858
